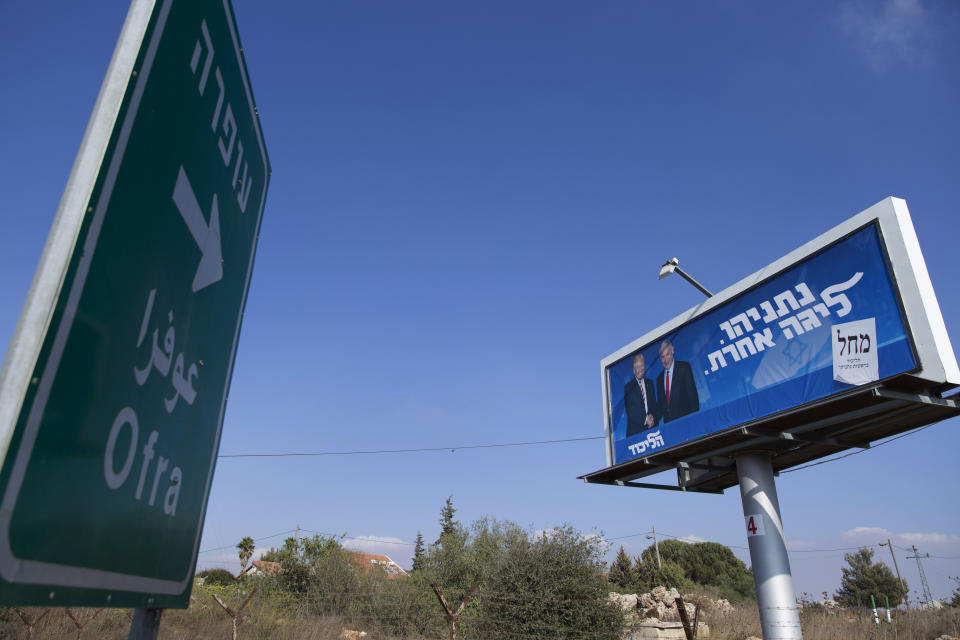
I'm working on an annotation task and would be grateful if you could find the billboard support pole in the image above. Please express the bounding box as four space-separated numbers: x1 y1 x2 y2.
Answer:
735 452 802 639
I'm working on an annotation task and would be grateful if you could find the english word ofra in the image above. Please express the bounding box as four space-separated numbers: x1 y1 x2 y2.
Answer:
628 430 665 456
104 408 182 517
101 288 193 518
704 272 863 375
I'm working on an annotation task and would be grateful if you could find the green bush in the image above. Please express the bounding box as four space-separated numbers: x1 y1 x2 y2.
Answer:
354 571 447 638
196 568 235 586
307 549 361 617
469 525 623 640
835 547 907 608
636 559 687 592
640 539 755 600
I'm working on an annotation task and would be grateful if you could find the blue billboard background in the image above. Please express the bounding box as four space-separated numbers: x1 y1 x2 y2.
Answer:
608 224 916 465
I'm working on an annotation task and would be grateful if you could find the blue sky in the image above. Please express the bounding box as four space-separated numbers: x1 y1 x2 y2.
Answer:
1 0 958 602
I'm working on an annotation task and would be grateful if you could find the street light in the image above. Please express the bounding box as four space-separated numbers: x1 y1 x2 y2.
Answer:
658 257 713 298
646 526 662 571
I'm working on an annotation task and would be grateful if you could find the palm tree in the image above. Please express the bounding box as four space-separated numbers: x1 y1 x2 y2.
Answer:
237 536 255 574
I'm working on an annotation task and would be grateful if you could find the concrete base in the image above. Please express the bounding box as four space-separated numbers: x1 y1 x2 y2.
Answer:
624 620 710 639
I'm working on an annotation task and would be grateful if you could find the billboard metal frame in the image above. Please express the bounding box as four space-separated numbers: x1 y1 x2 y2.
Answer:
581 198 960 492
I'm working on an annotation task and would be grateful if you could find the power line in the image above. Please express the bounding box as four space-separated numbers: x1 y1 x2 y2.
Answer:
199 530 418 555
217 435 604 458
201 525 901 558
786 545 879 553
590 528 884 555
216 411 942 463
650 530 889 555
217 410 937 462
603 530 653 542
782 424 935 474
889 543 960 558
199 529 296 554
302 529 416 547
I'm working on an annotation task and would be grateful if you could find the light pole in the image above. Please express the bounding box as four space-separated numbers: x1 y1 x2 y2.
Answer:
646 526 662 571
658 259 802 639
658 257 713 298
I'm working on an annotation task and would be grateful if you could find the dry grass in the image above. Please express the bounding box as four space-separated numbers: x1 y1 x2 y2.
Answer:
702 604 960 640
0 587 411 640
2 588 958 639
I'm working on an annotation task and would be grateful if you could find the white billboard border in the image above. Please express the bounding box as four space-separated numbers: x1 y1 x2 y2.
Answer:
599 197 960 468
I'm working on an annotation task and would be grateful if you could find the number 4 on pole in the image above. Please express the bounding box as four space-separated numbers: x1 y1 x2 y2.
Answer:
745 513 765 537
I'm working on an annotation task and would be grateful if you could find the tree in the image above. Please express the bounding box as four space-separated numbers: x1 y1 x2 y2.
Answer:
412 531 426 572
473 524 623 639
638 539 754 599
420 524 478 602
412 517 623 638
949 576 960 607
608 545 635 591
301 532 344 563
635 558 687 592
260 536 299 564
237 536 255 574
437 495 459 542
260 533 347 596
835 547 907 608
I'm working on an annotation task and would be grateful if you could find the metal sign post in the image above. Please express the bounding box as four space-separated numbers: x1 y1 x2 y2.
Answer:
736 453 802 639
129 608 162 640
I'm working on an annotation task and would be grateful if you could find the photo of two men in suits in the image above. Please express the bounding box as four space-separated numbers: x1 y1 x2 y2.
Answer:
624 339 699 437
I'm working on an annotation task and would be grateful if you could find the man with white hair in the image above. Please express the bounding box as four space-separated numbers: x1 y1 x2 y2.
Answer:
624 353 657 437
656 339 699 423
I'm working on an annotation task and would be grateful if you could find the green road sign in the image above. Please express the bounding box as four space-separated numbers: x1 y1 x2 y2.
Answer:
0 0 269 608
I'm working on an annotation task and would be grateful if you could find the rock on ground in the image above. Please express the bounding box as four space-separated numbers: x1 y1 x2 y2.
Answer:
609 592 639 611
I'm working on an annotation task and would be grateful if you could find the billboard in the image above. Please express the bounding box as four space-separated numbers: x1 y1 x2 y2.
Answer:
600 198 958 469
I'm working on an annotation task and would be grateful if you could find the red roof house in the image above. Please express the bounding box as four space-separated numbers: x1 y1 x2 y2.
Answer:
346 551 409 579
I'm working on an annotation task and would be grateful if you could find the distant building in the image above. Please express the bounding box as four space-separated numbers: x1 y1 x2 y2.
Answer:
346 551 409 579
240 560 283 578
238 553 408 580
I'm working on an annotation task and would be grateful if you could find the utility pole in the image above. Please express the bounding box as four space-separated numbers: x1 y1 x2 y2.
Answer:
879 540 909 609
906 545 933 606
647 526 662 571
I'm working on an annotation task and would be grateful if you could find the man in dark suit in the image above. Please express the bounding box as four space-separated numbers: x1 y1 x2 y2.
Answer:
624 353 657 437
656 339 699 423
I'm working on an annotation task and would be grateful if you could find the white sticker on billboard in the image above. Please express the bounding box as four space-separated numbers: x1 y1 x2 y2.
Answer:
832 317 879 385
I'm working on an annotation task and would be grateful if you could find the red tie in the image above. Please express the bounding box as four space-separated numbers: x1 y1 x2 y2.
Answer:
666 370 671 406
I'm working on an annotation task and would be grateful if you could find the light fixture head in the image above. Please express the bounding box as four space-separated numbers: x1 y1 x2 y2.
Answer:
658 257 679 280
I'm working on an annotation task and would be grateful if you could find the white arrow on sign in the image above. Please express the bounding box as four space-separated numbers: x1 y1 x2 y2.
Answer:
172 166 223 292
